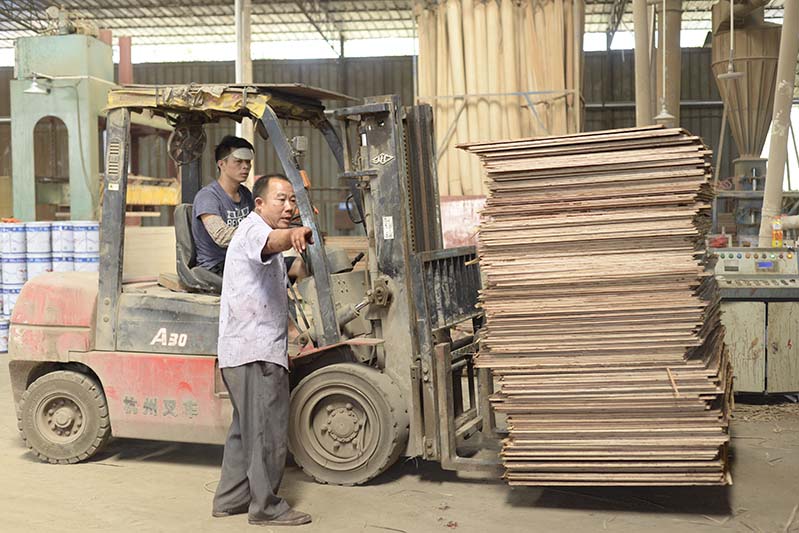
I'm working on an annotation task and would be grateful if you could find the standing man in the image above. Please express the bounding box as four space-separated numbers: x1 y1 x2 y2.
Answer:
192 135 255 275
212 174 313 527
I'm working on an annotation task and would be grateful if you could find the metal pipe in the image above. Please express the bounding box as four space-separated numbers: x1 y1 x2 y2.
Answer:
118 36 133 85
758 0 799 246
661 0 681 126
633 0 653 126
715 103 729 187
235 0 255 186
235 0 252 86
573 0 584 132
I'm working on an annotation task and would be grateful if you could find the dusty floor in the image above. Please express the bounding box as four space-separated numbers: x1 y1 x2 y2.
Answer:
1 358 798 533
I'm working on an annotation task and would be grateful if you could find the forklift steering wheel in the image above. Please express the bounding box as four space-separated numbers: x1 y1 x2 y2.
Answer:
168 124 206 165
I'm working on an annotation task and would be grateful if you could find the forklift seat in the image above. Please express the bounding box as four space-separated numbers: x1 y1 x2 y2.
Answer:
173 203 224 293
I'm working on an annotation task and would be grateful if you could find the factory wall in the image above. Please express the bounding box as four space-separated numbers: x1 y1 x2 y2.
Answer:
583 47 736 178
0 47 734 228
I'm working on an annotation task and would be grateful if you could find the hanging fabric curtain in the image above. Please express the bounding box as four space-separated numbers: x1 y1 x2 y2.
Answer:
415 0 585 196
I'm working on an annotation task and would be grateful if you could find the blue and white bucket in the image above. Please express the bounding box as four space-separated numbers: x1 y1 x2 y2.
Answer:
24 222 52 254
52 255 74 272
2 284 23 318
0 223 26 254
73 252 99 273
51 222 74 254
26 252 52 280
1 254 27 285
0 319 8 353
72 221 100 254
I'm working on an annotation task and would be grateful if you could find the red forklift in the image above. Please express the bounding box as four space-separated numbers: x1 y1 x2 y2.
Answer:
8 83 499 485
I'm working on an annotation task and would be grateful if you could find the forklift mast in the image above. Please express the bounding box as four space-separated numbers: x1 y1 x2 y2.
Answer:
329 96 489 463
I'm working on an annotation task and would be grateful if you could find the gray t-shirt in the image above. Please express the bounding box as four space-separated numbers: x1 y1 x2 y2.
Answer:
217 211 288 369
191 181 254 269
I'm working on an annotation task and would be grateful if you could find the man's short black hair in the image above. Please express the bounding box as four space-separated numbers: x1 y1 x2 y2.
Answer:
253 173 291 200
215 135 254 163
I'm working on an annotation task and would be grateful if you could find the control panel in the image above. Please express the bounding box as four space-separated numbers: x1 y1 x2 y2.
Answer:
713 247 799 299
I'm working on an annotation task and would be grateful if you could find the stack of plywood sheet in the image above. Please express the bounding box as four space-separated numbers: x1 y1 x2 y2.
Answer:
460 126 732 486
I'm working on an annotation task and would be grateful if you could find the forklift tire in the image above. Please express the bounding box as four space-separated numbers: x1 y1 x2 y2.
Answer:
17 370 111 464
288 363 409 486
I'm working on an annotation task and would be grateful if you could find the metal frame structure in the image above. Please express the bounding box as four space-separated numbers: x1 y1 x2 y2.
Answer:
1 0 787 49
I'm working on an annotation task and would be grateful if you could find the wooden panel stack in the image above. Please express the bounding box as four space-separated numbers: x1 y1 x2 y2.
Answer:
460 126 732 486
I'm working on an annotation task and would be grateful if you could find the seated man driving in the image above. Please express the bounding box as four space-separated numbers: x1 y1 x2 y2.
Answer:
191 136 255 275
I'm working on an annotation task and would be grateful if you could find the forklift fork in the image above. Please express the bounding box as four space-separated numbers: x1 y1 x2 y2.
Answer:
433 343 502 475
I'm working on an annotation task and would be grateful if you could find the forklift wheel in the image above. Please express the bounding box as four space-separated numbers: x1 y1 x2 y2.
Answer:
17 370 111 464
288 363 409 486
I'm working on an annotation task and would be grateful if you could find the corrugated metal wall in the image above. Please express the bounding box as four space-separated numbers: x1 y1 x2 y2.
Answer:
129 56 414 231
583 48 736 177
1 48 739 228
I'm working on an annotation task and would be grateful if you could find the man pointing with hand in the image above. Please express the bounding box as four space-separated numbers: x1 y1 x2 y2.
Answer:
212 174 312 527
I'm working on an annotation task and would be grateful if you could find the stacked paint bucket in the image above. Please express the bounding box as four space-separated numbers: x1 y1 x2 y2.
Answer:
0 220 100 353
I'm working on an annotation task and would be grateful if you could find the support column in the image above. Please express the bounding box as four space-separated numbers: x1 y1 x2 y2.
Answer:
758 0 799 246
633 0 653 126
656 0 681 127
235 0 255 185
118 36 133 85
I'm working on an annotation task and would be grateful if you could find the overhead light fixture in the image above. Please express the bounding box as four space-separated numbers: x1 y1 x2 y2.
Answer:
654 102 676 125
24 75 50 95
718 67 745 82
717 0 745 82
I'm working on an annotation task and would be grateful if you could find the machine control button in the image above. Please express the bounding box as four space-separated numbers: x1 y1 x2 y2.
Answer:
754 254 759 259
737 253 742 259
745 253 751 258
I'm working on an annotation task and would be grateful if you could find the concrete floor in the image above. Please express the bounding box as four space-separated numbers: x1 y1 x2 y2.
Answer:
1 357 798 533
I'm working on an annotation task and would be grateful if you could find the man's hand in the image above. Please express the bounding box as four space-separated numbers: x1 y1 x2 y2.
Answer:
290 227 313 254
262 226 315 256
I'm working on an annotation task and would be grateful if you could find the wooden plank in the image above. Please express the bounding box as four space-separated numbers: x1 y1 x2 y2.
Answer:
720 301 766 393
766 302 799 393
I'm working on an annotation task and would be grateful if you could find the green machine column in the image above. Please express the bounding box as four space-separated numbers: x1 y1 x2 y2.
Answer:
10 34 114 221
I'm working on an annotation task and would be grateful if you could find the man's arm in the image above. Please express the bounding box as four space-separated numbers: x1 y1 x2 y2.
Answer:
200 214 237 248
262 227 313 259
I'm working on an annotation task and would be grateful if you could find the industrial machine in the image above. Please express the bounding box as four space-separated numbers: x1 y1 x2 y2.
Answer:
715 247 799 393
7 84 500 485
10 31 174 221
710 1 783 245
709 1 799 395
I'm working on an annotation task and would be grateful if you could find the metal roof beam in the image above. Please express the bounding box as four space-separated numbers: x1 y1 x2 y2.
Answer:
0 0 48 33
293 1 342 57
606 0 630 48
